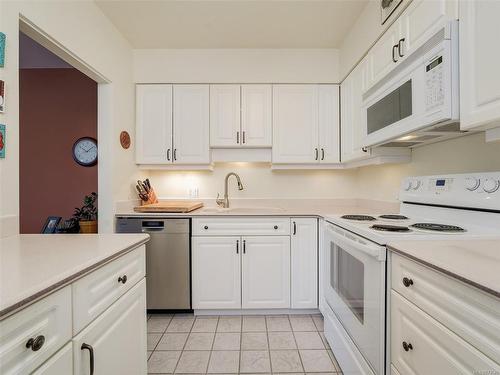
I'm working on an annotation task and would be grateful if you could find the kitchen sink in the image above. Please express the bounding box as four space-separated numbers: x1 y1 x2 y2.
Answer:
201 207 285 214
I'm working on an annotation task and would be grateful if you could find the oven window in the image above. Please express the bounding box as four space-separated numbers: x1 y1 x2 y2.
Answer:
330 243 365 324
367 80 412 134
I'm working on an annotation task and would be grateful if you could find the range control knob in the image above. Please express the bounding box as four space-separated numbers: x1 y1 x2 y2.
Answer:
404 180 413 191
412 180 421 190
483 178 500 193
465 177 480 191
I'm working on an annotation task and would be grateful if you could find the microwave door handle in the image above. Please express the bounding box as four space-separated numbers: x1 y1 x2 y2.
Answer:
327 225 385 261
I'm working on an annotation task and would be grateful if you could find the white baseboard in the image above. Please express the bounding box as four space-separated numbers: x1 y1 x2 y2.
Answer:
194 308 320 316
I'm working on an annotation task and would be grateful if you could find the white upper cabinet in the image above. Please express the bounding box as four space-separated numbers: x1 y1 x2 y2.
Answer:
210 85 241 147
241 85 272 147
136 84 172 164
173 85 210 164
241 236 291 309
273 84 339 164
363 0 456 93
459 0 500 131
210 84 272 148
318 85 340 163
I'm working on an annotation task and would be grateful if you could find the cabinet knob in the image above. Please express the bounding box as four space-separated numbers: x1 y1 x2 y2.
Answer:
118 275 128 284
26 335 45 351
204 225 209 230
274 225 278 230
402 341 413 352
402 277 414 287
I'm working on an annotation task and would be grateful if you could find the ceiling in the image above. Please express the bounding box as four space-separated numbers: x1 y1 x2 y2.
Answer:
95 0 368 49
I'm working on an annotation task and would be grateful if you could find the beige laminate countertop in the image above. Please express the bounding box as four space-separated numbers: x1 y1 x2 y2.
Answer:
388 239 500 299
0 233 149 320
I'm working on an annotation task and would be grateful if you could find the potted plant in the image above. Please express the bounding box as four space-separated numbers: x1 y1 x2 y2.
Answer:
73 192 98 234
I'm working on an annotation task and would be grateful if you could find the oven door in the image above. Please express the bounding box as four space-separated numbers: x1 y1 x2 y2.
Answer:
324 222 386 374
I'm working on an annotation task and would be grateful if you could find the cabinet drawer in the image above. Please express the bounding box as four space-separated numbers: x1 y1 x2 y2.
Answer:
32 343 72 375
0 287 72 375
391 252 500 363
72 246 146 334
193 217 290 236
391 290 500 375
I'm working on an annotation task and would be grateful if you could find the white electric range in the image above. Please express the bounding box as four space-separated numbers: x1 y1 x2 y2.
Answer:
320 172 500 375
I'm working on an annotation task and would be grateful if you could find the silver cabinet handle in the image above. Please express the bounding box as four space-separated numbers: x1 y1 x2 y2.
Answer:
26 335 45 351
236 240 239 254
236 131 240 144
293 221 297 235
167 149 171 161
321 148 325 160
81 343 95 375
243 240 246 254
242 131 246 144
173 149 177 161
392 44 398 63
398 38 405 57
315 148 319 161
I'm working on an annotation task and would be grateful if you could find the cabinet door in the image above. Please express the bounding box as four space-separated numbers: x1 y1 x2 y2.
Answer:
241 84 272 147
318 85 340 163
210 85 241 147
399 0 449 60
290 218 318 309
32 343 72 375
136 84 172 164
173 85 210 164
241 236 290 309
460 0 500 130
192 237 241 309
73 280 147 375
391 290 499 375
272 85 319 164
341 63 371 163
365 21 402 92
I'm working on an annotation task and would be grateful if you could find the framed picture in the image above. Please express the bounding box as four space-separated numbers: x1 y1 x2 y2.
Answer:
0 124 5 159
0 32 5 67
41 216 62 234
0 80 5 113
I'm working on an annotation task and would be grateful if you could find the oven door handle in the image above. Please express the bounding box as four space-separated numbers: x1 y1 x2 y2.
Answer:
326 224 386 261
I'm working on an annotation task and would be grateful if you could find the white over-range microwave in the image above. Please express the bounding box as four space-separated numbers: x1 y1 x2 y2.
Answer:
362 21 460 148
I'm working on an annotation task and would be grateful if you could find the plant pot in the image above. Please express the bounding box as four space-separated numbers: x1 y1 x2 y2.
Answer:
79 220 97 234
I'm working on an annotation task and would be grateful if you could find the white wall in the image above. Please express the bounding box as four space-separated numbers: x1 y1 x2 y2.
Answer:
355 133 500 202
0 1 145 236
134 49 340 83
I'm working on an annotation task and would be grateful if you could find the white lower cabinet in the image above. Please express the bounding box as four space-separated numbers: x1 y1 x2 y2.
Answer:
192 237 241 309
73 279 147 375
241 236 290 309
290 218 318 309
32 343 73 375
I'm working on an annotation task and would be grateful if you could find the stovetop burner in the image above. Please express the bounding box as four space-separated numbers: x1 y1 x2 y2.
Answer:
410 223 466 232
371 224 411 232
379 214 409 220
341 215 376 221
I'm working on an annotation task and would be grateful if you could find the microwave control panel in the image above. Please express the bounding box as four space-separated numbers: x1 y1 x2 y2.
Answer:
425 55 444 111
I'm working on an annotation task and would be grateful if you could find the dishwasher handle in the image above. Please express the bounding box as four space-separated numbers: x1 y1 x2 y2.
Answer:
141 220 166 233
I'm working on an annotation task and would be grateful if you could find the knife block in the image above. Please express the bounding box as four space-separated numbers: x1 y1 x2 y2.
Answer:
141 187 159 205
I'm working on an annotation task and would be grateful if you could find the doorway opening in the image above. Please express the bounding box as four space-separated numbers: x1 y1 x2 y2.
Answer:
19 31 98 234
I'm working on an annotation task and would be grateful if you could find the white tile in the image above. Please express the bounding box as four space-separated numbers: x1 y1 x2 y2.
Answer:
289 316 316 332
207 351 240 373
318 332 331 349
148 351 181 374
299 350 335 372
157 333 189 350
213 332 241 350
241 332 268 350
266 316 292 332
147 333 162 350
268 332 297 350
327 349 342 372
243 316 266 332
312 315 324 332
240 351 271 373
175 351 211 373
167 318 195 333
294 332 325 349
184 332 215 350
270 350 303 373
217 316 242 332
192 317 219 332
148 315 173 333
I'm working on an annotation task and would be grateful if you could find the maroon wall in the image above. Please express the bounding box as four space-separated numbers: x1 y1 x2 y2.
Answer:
20 68 97 233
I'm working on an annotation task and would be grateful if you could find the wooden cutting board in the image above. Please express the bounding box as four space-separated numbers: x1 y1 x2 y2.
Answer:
134 201 204 213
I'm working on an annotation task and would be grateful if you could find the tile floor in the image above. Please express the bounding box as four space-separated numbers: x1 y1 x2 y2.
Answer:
147 313 342 374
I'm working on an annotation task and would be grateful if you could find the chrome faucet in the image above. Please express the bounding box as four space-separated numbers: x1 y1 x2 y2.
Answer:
216 172 244 208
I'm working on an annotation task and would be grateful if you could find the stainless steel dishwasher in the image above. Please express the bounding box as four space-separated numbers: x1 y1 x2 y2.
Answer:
116 217 191 311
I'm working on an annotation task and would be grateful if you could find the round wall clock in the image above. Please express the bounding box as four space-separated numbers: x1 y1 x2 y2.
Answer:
72 137 97 166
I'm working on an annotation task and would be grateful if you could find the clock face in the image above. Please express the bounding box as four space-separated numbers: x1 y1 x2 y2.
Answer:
73 137 97 166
